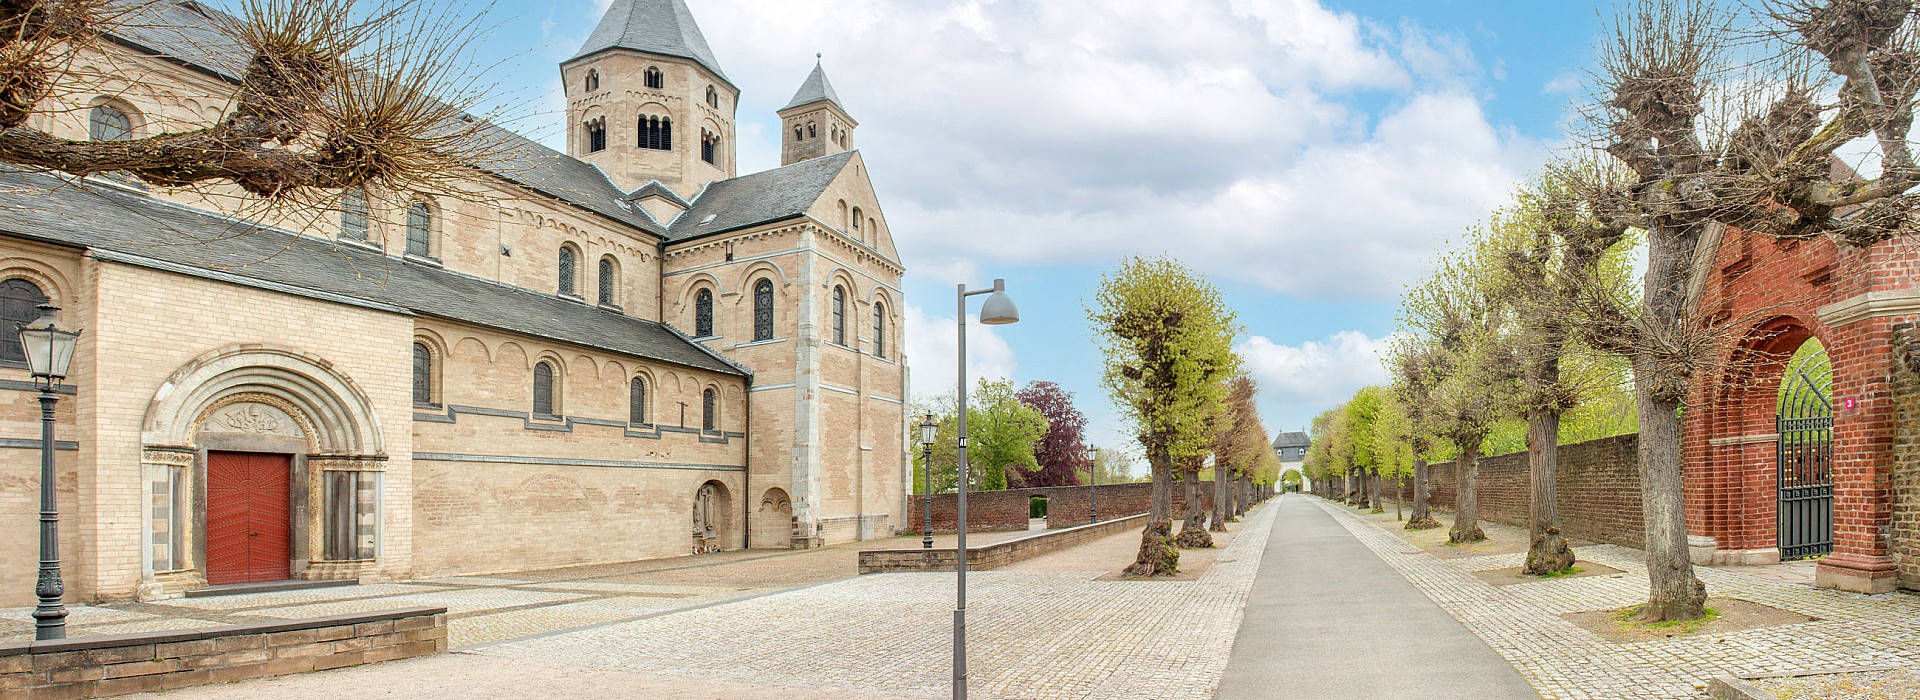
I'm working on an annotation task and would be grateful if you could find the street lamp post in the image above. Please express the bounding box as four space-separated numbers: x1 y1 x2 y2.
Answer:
953 279 1018 700
920 413 937 550
18 304 79 641
1089 451 1098 524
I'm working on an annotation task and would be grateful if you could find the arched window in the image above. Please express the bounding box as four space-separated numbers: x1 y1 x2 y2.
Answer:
640 115 672 151
837 200 849 229
558 246 577 296
585 118 606 153
793 124 803 141
533 361 557 416
411 342 434 404
852 207 863 230
0 279 48 365
700 130 718 165
644 67 663 89
405 202 432 257
706 85 719 108
753 278 774 341
873 301 886 359
339 189 369 241
584 69 600 92
629 377 647 425
831 285 846 345
702 387 717 431
694 288 714 337
807 121 816 138
89 105 131 142
598 256 616 306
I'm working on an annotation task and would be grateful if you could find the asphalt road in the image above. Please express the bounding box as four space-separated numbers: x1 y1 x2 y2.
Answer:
1214 495 1540 700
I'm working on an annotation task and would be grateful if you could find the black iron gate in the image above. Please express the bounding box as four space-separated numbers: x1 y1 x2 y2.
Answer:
1777 345 1833 560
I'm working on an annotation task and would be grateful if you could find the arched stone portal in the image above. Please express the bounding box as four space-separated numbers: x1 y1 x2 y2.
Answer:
692 480 734 554
138 345 386 597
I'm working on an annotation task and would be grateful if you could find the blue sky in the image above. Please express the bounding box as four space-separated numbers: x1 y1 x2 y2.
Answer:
443 0 1615 455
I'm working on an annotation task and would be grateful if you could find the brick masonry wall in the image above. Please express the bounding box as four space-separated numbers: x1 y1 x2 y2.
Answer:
0 606 446 699
903 481 1214 534
1889 324 1920 589
1412 435 1646 549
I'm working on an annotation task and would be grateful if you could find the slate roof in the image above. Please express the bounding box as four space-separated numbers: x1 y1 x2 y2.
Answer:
571 0 729 82
1272 431 1311 450
782 62 851 118
666 151 854 242
99 0 658 236
626 180 691 209
0 169 745 377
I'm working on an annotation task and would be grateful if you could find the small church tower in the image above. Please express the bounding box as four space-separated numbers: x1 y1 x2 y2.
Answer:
778 59 857 166
561 0 739 195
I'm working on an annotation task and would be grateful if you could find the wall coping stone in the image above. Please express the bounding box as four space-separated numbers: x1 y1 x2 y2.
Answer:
860 513 1148 574
0 606 447 656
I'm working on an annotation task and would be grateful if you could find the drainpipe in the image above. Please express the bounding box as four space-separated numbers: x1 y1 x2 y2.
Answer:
742 374 752 550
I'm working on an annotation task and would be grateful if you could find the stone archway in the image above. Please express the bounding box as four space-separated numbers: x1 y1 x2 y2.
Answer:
692 480 734 554
753 487 793 549
137 345 387 597
1689 318 1820 566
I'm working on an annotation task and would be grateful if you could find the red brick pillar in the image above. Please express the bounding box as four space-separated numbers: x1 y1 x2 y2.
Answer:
1816 316 1899 593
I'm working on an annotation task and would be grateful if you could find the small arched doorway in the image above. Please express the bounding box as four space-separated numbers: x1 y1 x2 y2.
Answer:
692 480 733 554
754 487 792 549
1777 338 1834 560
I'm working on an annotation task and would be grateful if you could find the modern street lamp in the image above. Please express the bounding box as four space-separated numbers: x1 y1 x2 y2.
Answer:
953 278 1017 700
19 304 79 641
1089 449 1098 524
920 412 937 550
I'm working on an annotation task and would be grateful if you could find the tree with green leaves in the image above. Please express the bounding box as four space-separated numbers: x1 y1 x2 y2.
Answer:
963 378 1049 491
1211 376 1265 530
1369 388 1418 521
1344 387 1386 513
1090 256 1239 576
1386 338 1446 530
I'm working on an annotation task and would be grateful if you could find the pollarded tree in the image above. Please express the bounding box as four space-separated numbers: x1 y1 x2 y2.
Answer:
1387 338 1445 530
1090 256 1239 576
1370 388 1418 521
0 0 499 201
1211 376 1264 530
1013 381 1092 488
1574 0 1920 622
1345 386 1387 514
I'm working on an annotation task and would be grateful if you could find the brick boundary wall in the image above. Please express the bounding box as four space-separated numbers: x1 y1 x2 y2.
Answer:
0 606 447 699
860 513 1151 574
902 482 1216 533
1381 435 1646 549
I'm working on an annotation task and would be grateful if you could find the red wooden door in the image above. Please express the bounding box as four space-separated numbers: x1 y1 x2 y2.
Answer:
205 452 292 585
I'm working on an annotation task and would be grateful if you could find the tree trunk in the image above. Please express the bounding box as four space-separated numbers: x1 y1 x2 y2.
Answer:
1524 409 1576 575
1449 441 1486 543
1634 362 1708 621
1211 461 1230 532
1395 476 1404 521
1125 445 1179 577
1369 468 1383 513
1407 458 1440 530
1177 470 1214 547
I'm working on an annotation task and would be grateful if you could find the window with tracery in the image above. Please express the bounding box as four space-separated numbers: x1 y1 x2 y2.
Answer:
753 279 773 341
598 257 616 305
89 105 131 141
831 285 846 345
412 343 434 404
0 279 48 364
405 202 432 257
629 377 647 425
694 288 714 337
339 189 369 240
558 246 577 296
702 388 717 431
533 362 556 416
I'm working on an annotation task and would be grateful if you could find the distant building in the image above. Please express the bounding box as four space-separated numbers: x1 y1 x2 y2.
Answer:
1271 431 1309 490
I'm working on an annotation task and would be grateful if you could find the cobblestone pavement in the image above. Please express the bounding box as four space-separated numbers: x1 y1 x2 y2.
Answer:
1311 497 1920 699
103 504 1278 699
0 530 1034 649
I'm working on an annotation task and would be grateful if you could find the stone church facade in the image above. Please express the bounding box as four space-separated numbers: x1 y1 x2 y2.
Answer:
0 0 909 605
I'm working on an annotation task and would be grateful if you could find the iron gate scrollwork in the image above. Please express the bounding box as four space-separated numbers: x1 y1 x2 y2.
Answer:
1777 344 1833 560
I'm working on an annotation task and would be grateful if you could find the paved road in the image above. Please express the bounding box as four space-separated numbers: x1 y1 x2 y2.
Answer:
1215 495 1539 700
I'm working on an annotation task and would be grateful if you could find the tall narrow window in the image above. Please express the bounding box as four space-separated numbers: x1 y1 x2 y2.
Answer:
339 189 369 241
411 342 434 404
586 118 606 153
405 202 432 257
873 301 886 359
753 279 773 341
694 288 714 337
584 69 600 92
831 285 846 345
852 207 863 230
558 246 577 296
700 131 717 164
0 279 48 364
706 85 719 108
644 67 663 89
807 122 816 138
533 361 556 416
598 256 616 305
89 105 131 141
793 125 803 141
702 388 717 431
629 377 647 425
641 115 673 150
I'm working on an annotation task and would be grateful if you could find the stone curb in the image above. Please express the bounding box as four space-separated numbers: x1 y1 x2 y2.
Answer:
1708 666 1903 700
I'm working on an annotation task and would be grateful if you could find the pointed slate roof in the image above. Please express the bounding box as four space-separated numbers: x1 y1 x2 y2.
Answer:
571 0 728 81
667 151 854 242
1272 431 1311 449
781 61 850 118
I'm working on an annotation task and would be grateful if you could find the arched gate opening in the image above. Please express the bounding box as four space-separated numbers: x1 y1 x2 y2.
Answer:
1777 339 1833 560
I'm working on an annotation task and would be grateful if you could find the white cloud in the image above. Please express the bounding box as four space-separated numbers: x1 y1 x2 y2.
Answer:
903 303 1015 404
1236 331 1397 429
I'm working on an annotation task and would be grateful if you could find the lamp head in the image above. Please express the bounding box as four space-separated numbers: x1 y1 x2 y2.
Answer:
978 278 1018 325
16 304 79 381
919 413 938 446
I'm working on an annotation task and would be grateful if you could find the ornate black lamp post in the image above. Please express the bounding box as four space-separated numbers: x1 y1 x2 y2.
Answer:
1089 450 1098 524
952 278 1017 700
19 304 79 641
920 413 937 550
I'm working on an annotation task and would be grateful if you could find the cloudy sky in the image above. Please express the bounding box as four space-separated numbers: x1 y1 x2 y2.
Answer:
463 0 1608 452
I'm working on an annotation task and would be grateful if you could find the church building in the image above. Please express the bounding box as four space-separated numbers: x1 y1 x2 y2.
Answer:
0 0 909 604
